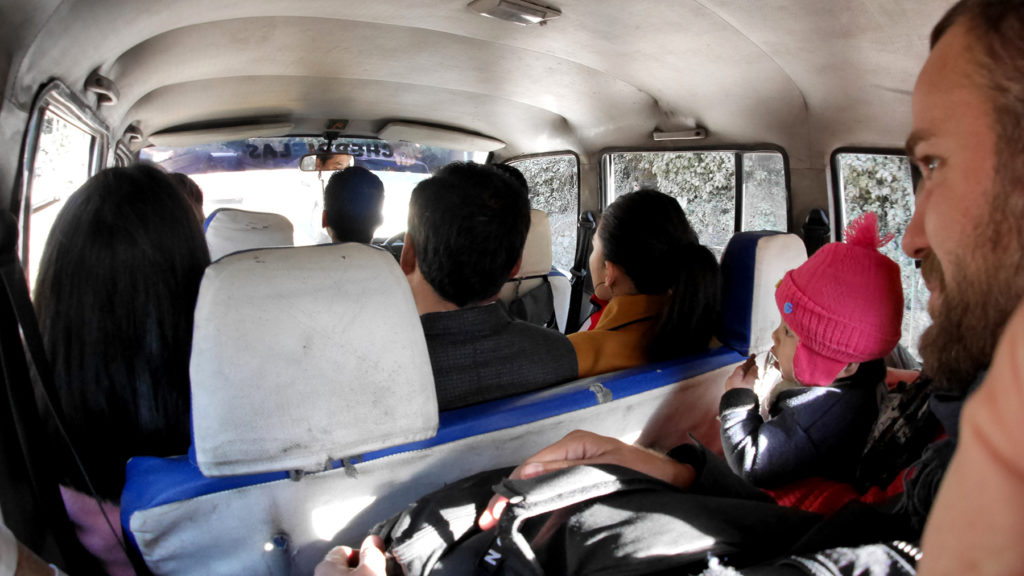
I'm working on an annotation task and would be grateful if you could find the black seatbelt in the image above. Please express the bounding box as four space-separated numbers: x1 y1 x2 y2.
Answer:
0 211 105 573
565 210 597 335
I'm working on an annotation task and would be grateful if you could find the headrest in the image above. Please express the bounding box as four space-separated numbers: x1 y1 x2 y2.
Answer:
498 210 553 304
718 231 807 356
190 243 437 476
516 209 553 279
204 208 295 262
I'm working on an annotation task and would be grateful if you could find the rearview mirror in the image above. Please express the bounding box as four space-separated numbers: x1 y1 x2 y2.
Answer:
299 153 355 172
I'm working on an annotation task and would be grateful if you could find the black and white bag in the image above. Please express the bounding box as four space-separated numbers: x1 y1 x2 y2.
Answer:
373 464 821 576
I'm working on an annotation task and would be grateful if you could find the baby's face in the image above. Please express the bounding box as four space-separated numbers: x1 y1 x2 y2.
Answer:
770 319 799 383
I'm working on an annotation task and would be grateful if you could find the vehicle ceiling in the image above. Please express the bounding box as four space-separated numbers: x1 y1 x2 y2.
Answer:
1 0 952 193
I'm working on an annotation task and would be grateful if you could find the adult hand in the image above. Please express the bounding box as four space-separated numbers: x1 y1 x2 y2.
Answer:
725 355 758 391
314 536 386 576
477 430 695 530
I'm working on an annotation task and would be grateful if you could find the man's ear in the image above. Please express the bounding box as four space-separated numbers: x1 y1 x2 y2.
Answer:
508 256 523 280
837 362 860 379
322 211 337 242
322 210 328 229
400 233 416 275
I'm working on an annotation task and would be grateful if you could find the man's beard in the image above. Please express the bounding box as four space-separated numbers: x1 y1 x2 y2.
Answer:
918 183 1024 393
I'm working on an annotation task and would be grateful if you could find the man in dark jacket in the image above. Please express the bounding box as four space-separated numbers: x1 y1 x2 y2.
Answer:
400 162 577 410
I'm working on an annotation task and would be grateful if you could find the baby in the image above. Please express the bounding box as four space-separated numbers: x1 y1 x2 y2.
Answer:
719 212 904 490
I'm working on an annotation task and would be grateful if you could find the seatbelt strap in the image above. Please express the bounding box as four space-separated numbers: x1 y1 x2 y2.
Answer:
0 211 100 572
565 211 596 335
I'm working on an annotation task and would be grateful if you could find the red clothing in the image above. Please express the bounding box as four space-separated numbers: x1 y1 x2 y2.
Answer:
581 295 609 331
766 430 948 516
766 472 908 516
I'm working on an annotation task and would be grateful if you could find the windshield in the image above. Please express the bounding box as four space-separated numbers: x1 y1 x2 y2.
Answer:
141 137 487 244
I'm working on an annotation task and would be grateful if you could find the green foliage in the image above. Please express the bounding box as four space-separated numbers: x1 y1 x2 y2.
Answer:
611 151 736 252
609 151 788 253
838 153 929 359
512 155 579 272
743 153 787 232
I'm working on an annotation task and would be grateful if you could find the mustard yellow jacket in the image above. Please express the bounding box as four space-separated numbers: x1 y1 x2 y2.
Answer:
569 293 669 378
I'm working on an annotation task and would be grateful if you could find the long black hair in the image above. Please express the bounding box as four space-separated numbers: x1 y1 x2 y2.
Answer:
598 189 720 361
34 164 210 501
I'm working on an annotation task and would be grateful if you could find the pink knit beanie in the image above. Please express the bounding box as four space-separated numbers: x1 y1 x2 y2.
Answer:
774 212 904 386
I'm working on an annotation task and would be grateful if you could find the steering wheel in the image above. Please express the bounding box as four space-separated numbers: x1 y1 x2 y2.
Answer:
380 231 406 261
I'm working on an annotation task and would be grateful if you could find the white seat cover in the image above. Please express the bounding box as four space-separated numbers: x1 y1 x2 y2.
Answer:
205 208 295 262
498 209 553 303
190 242 437 476
749 234 808 354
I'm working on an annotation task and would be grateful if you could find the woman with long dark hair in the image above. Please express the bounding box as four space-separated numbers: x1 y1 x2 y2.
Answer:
569 189 720 377
34 164 210 575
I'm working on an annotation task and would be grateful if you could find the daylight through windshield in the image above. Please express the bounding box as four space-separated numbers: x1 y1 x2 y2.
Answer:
141 137 487 244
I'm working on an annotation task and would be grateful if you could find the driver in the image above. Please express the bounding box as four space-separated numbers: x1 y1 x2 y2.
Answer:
322 166 385 244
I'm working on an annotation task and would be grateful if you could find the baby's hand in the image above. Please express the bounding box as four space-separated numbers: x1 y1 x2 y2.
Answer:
725 355 758 390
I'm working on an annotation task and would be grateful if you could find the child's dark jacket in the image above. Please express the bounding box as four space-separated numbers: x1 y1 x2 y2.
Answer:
719 359 886 488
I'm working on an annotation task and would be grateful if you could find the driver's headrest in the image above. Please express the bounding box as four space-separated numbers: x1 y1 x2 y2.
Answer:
189 242 437 476
204 208 294 262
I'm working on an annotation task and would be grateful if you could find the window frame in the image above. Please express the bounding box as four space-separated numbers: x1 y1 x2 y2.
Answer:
598 143 792 234
18 80 109 268
505 151 582 274
504 150 582 216
829 146 916 241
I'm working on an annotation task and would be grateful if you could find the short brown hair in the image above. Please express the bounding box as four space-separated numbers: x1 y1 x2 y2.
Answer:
931 1 1024 197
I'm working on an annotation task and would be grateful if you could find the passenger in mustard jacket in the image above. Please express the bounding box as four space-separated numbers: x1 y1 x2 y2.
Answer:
569 190 720 377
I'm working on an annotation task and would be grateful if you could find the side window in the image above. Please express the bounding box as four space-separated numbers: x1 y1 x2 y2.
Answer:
742 152 788 232
606 150 787 258
507 154 579 274
27 109 95 287
833 151 928 361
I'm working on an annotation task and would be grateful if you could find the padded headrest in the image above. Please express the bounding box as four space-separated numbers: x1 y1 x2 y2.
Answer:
516 209 553 279
718 232 807 356
190 243 437 476
204 208 295 262
498 210 553 304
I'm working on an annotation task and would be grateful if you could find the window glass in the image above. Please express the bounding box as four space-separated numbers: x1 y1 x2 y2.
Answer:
142 137 485 246
742 152 787 232
835 152 929 361
29 109 94 287
508 155 578 273
607 150 788 257
609 151 735 256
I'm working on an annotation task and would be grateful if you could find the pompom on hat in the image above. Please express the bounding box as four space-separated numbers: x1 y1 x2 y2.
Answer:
774 212 904 386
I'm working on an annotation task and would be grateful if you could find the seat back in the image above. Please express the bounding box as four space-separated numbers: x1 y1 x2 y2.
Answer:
122 242 436 574
717 231 807 356
204 207 295 262
548 267 571 332
498 209 556 328
121 231 804 576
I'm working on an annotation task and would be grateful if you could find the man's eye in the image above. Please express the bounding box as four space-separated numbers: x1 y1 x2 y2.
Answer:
918 156 941 178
